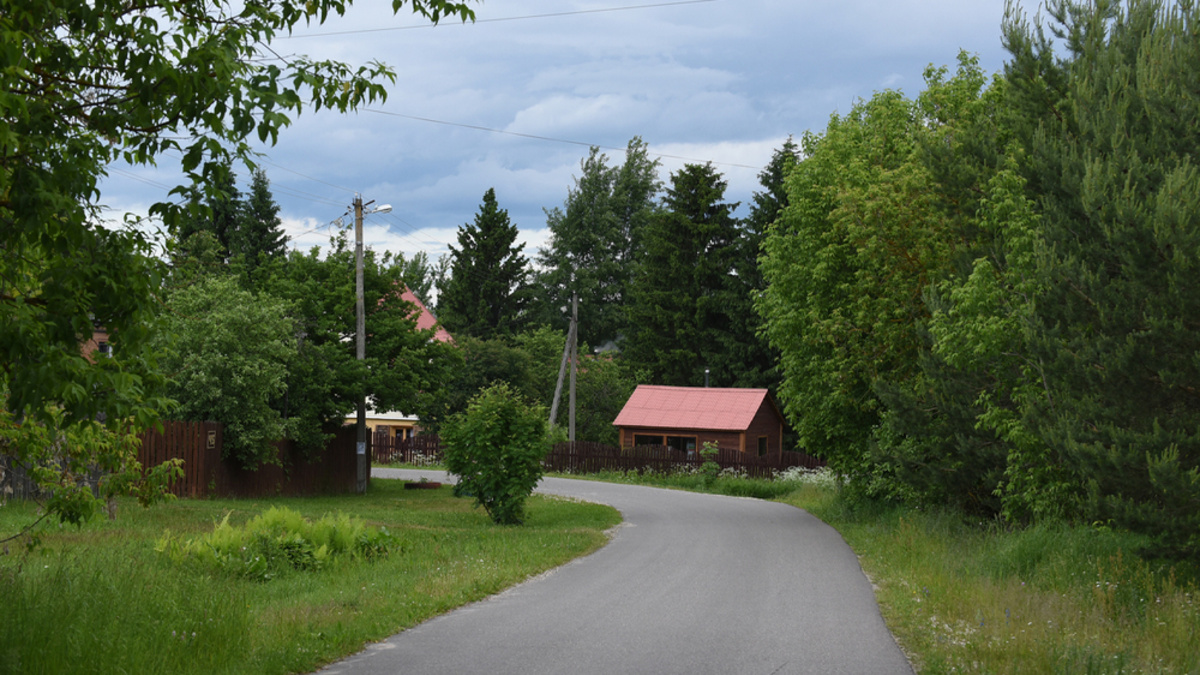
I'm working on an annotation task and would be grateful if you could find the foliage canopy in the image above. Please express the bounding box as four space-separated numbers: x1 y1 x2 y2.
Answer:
0 0 472 526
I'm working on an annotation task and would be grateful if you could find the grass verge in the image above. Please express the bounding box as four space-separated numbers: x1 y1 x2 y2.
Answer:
782 484 1200 674
0 478 620 675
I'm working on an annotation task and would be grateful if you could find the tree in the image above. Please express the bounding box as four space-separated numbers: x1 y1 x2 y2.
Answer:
610 137 662 275
534 138 661 348
723 138 801 392
154 276 296 469
932 0 1200 554
419 335 539 433
441 382 548 525
624 163 742 387
265 234 458 453
173 167 287 282
177 166 243 263
393 251 436 305
436 189 532 339
0 0 472 525
745 137 800 242
235 169 287 280
758 65 979 483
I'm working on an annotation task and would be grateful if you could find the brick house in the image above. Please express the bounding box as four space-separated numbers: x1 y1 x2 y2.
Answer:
612 385 788 456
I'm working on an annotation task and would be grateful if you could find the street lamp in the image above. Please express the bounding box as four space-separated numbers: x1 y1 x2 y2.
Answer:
353 195 391 494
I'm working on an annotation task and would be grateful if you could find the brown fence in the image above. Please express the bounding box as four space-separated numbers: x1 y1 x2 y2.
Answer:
371 435 822 478
546 441 824 478
372 432 444 466
139 421 363 498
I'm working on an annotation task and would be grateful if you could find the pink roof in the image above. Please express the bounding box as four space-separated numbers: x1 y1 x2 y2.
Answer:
612 385 776 431
397 286 453 343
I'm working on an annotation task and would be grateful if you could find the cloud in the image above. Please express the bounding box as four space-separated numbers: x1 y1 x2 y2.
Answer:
93 0 1012 269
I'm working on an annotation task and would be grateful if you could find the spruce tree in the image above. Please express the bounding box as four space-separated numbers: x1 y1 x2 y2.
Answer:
235 169 287 276
625 163 741 386
436 188 531 340
176 166 242 263
728 138 800 391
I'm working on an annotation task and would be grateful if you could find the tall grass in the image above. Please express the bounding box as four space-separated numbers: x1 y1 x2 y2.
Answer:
784 485 1200 674
0 480 619 674
0 548 251 673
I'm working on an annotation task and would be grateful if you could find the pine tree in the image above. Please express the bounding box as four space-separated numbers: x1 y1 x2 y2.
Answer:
984 0 1200 552
436 188 531 339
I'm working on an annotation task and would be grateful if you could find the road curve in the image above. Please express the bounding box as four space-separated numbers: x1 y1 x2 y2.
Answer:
317 469 912 675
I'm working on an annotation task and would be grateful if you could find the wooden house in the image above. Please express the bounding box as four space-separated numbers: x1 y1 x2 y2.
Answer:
612 385 787 456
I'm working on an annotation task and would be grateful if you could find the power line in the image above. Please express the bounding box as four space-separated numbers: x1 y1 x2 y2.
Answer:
361 108 762 170
280 0 719 39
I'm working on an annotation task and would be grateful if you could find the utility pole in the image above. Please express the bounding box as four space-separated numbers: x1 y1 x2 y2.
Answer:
568 292 577 441
549 291 579 438
351 195 392 495
354 195 367 495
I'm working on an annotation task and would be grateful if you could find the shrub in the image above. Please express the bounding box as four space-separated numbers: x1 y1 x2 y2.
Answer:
156 506 397 581
441 382 548 525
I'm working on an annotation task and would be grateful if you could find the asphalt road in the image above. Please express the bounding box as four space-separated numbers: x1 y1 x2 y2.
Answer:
317 468 912 675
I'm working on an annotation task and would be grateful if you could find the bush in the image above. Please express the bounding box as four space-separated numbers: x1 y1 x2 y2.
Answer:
156 506 397 581
441 382 548 525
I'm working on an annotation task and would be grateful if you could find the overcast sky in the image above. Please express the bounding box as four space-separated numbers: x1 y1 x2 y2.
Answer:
98 0 1014 267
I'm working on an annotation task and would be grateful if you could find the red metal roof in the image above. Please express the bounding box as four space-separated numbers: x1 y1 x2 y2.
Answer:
612 385 775 431
397 286 453 343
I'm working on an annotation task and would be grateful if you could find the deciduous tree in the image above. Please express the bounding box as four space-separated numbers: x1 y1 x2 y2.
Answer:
535 138 660 347
0 0 472 525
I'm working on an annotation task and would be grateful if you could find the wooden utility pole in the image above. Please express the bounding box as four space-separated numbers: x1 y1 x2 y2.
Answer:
350 195 391 493
568 292 578 441
354 195 367 494
550 292 579 439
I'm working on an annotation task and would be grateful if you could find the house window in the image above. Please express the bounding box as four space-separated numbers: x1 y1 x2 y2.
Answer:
757 436 768 456
633 434 663 447
666 436 696 452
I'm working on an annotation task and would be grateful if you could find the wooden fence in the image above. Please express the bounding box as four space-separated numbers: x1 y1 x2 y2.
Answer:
139 421 362 498
372 432 444 466
368 435 824 479
544 441 824 478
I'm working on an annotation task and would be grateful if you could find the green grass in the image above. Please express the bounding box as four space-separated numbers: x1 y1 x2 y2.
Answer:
0 479 620 675
782 484 1200 674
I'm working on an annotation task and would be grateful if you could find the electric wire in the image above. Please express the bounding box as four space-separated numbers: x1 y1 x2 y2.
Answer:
362 108 762 171
278 0 719 39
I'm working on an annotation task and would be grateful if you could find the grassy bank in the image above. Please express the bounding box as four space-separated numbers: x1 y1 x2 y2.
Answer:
783 483 1199 674
0 479 620 674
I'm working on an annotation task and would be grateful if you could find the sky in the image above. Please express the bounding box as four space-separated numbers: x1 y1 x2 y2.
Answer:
98 0 1015 269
